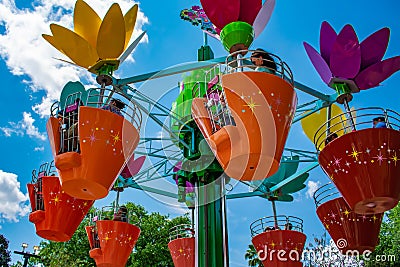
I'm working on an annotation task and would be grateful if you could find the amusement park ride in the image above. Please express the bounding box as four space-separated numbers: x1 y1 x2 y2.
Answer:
25 0 400 266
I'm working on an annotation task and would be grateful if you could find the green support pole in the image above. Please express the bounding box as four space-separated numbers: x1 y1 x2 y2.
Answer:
196 175 227 267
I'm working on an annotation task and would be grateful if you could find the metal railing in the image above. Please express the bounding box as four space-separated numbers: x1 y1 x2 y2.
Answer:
314 107 400 150
203 65 235 133
49 88 143 154
225 50 294 86
90 205 140 225
30 161 57 212
313 183 340 208
250 215 303 237
169 224 195 241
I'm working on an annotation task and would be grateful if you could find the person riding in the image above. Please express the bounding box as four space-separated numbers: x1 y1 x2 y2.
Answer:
102 98 126 117
372 116 387 128
113 206 128 222
251 48 277 74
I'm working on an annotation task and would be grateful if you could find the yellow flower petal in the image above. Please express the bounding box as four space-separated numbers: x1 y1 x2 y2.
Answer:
50 24 98 68
96 3 125 60
301 104 345 150
42 34 66 56
73 0 101 49
123 4 138 50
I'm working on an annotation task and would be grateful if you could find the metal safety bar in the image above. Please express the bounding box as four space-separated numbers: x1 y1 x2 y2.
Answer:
312 182 340 208
314 107 400 150
169 224 195 241
226 50 294 86
250 215 303 237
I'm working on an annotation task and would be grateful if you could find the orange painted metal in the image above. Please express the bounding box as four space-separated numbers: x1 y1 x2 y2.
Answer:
47 107 140 200
27 176 94 242
316 197 382 253
319 128 400 214
252 230 306 267
192 72 297 180
168 237 195 267
86 220 140 267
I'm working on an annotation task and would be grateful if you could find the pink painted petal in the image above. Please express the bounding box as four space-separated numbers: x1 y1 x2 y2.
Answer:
253 0 276 39
120 155 146 178
355 56 400 90
304 42 333 84
360 27 390 70
200 0 240 30
238 0 262 25
330 24 361 79
173 161 182 172
186 181 195 193
320 21 337 64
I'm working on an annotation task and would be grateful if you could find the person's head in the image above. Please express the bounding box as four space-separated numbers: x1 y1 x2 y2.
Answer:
110 98 126 110
325 132 338 145
373 116 386 127
117 205 127 215
251 49 277 71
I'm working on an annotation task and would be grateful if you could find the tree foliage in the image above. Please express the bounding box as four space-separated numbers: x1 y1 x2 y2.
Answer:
244 244 263 267
0 234 11 267
33 202 190 267
365 203 400 267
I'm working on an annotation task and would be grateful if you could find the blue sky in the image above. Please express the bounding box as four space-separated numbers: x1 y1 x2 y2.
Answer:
0 0 399 265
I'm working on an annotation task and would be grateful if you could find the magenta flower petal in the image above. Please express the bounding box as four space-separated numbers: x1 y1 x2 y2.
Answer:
238 0 262 25
253 0 276 39
320 21 337 64
173 161 183 172
330 24 361 79
360 27 390 70
304 42 333 84
120 155 146 178
355 56 400 90
200 0 240 30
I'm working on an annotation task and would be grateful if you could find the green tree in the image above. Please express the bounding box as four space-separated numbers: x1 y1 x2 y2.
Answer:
244 244 263 267
33 202 190 267
0 234 11 267
365 204 400 267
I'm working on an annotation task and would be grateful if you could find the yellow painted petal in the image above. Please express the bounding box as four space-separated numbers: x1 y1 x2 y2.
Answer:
123 4 138 49
301 104 345 150
74 0 101 49
96 3 125 59
42 34 66 56
50 24 98 68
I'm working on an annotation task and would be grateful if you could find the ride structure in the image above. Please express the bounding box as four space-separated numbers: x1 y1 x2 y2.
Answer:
86 205 141 267
301 21 400 254
313 183 383 253
27 161 94 242
25 0 400 267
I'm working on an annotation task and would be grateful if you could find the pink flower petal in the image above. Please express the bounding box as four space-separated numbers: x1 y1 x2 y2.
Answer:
238 0 262 25
253 0 276 39
120 155 146 178
173 161 183 172
304 42 333 84
320 21 337 64
200 0 240 30
360 27 390 70
355 56 400 90
330 24 361 79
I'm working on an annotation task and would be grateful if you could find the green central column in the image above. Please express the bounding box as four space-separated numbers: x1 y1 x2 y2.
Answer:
196 170 228 267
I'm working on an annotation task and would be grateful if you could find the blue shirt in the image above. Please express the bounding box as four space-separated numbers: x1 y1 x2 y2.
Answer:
101 105 123 117
374 121 387 128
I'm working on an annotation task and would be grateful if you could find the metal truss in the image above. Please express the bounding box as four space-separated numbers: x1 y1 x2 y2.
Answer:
110 56 337 199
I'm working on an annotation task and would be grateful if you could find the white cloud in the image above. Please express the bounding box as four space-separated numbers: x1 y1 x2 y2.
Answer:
0 112 46 140
0 170 30 222
0 0 148 117
305 180 320 199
